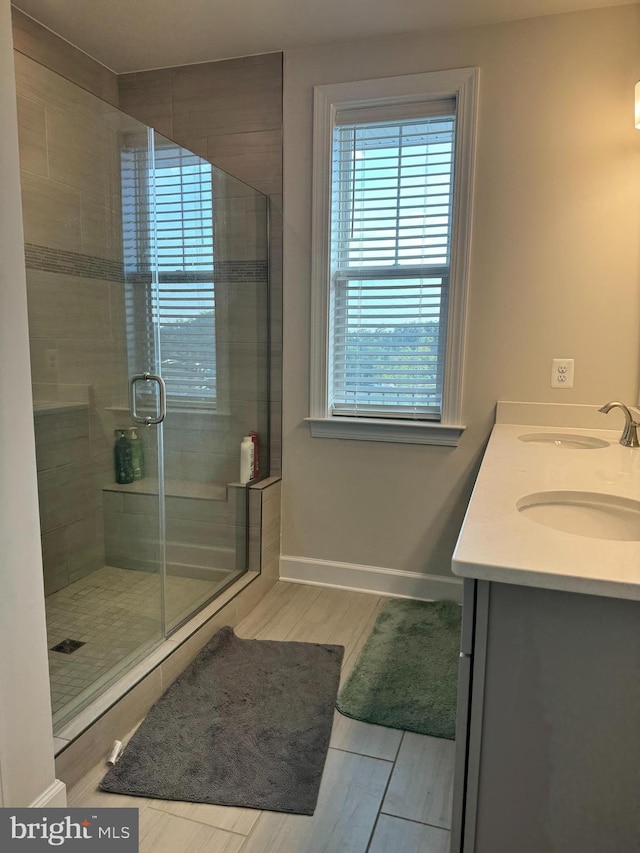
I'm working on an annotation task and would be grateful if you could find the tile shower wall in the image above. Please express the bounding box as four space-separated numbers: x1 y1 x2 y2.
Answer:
11 7 119 106
118 53 283 476
102 486 248 576
13 12 281 602
14 51 129 594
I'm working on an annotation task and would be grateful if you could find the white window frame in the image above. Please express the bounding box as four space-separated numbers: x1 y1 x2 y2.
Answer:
307 68 478 446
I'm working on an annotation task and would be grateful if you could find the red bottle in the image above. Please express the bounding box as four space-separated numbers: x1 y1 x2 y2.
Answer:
249 431 259 479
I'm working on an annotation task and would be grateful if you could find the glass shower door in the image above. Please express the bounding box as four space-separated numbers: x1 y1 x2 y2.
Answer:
149 133 260 632
18 53 270 731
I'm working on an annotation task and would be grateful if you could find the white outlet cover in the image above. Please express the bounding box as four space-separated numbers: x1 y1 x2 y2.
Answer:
551 358 574 388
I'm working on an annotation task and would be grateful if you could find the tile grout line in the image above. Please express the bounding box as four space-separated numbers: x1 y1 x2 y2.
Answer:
329 744 395 762
237 804 265 852
363 730 406 853
378 809 453 832
144 804 254 839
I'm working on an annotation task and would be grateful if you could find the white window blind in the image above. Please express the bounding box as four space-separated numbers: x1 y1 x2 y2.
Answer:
329 101 456 420
122 138 216 406
153 144 215 404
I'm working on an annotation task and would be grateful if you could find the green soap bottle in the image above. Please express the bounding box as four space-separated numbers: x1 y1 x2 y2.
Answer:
114 429 134 484
127 427 145 480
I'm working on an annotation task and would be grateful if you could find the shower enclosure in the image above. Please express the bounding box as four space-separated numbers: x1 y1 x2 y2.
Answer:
15 53 270 730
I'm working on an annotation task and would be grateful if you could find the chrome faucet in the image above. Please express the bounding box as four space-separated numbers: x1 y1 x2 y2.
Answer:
598 401 640 447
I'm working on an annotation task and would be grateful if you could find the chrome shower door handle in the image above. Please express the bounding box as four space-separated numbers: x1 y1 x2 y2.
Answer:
129 373 167 425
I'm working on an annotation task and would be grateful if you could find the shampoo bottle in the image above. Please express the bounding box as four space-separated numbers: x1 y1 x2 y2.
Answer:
127 427 145 480
239 435 254 485
114 429 134 484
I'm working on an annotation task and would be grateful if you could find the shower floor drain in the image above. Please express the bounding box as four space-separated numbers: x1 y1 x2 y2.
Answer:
51 638 86 654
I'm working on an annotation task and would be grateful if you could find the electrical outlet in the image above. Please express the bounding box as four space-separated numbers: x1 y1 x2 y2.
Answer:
551 358 574 388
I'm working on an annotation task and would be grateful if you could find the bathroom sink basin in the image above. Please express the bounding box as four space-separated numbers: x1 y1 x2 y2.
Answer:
518 432 608 449
517 491 640 541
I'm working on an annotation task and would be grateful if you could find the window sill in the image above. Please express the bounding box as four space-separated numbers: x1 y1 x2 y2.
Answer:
305 416 465 446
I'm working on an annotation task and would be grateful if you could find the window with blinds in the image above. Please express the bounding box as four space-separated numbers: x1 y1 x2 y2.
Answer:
329 101 456 420
122 137 216 407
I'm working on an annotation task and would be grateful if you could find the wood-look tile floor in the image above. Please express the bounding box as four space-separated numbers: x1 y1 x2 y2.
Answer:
68 582 455 853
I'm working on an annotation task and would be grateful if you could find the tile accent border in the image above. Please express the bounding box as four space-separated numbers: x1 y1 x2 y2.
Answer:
24 243 124 281
25 243 125 282
279 555 463 603
215 260 268 283
24 244 268 285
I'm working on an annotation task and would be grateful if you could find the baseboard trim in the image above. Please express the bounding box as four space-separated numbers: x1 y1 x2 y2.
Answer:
279 555 463 603
30 779 67 808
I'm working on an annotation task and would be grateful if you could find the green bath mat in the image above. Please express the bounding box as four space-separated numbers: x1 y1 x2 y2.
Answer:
337 598 461 739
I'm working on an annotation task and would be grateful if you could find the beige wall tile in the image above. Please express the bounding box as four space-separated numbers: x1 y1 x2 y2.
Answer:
12 8 118 106
42 527 69 594
261 497 280 550
164 494 234 525
34 407 90 462
35 433 91 473
26 270 111 341
16 94 47 176
28 338 59 385
118 69 173 139
80 192 123 261
55 667 163 790
14 50 111 121
67 511 105 581
108 277 127 328
46 109 112 200
165 541 234 572
20 172 81 252
172 136 207 160
248 523 261 572
233 571 278 623
37 461 100 533
171 53 282 139
261 556 279 580
207 129 282 195
165 517 236 549
226 341 269 403
216 281 269 344
261 536 281 575
260 478 281 504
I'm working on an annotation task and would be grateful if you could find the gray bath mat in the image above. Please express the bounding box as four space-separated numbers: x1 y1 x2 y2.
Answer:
100 626 344 815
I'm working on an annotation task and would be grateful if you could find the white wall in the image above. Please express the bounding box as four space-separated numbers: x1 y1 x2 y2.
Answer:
282 5 640 583
0 0 64 807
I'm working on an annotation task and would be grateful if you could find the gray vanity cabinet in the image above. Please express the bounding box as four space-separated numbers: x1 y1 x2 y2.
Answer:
451 578 639 853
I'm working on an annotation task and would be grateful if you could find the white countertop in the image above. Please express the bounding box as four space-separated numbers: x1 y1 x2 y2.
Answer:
452 422 640 601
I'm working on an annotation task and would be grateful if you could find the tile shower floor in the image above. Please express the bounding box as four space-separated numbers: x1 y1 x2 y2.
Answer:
47 566 221 721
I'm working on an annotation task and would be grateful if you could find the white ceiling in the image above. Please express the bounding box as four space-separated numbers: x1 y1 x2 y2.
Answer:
12 0 637 73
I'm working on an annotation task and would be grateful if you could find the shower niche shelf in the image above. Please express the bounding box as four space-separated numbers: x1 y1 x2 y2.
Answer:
103 478 230 502
33 401 89 416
